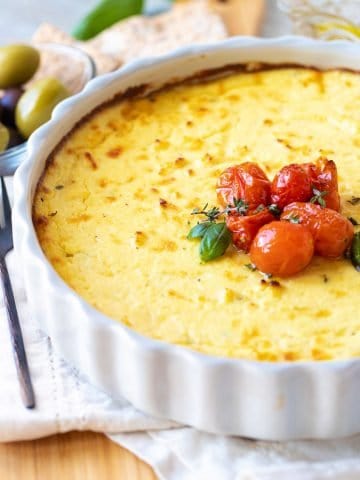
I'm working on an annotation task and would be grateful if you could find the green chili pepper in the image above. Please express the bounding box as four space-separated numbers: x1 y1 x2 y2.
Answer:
72 0 144 40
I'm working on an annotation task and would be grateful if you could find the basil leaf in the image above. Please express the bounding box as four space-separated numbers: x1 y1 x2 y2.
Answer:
187 222 211 240
200 222 231 262
351 231 360 271
72 0 144 40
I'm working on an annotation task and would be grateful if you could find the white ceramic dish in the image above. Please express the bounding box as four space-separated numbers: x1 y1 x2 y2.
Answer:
14 36 360 440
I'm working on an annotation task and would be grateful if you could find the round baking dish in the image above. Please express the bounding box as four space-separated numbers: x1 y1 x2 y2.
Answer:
14 36 360 440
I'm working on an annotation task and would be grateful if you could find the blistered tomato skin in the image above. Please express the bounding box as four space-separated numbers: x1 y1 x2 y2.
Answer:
217 162 271 210
303 158 340 211
281 202 354 258
271 164 312 209
250 221 314 277
226 209 275 252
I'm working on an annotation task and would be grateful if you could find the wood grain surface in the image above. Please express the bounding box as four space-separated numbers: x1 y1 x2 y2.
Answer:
1 1 264 478
1 432 156 480
211 0 265 36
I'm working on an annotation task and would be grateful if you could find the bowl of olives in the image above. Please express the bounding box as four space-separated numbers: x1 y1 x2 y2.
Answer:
0 43 96 175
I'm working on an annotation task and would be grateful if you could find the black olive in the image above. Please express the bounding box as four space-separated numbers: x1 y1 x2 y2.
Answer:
0 87 24 127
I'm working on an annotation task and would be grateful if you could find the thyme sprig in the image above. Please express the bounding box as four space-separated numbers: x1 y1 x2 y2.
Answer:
310 187 328 207
191 198 249 223
287 214 300 224
268 204 281 216
348 217 359 226
191 203 220 222
348 196 360 206
245 263 257 272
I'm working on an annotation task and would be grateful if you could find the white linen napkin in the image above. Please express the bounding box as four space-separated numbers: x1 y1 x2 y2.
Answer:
1 181 360 480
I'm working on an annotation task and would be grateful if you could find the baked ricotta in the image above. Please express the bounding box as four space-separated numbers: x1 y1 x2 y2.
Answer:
33 67 360 361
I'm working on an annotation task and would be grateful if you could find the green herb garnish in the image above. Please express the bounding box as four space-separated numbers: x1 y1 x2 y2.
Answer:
187 222 211 240
245 263 257 272
268 204 281 216
191 203 221 222
229 198 249 216
191 198 249 223
287 214 301 224
348 217 359 226
348 196 360 206
350 231 360 272
199 222 231 262
188 201 234 260
254 204 265 213
310 188 328 207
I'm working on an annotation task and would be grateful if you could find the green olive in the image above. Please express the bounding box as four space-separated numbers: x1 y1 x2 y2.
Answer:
0 123 9 152
15 77 70 138
0 44 40 89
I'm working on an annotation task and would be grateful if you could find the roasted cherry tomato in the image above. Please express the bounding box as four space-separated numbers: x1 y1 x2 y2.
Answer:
270 163 312 209
250 221 314 277
217 162 271 210
281 202 353 258
302 158 340 211
226 209 274 252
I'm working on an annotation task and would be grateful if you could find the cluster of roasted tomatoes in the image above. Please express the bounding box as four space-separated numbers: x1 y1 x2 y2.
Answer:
216 158 354 277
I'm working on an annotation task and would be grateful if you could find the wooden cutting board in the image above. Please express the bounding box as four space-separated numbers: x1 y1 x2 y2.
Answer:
0 1 264 478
